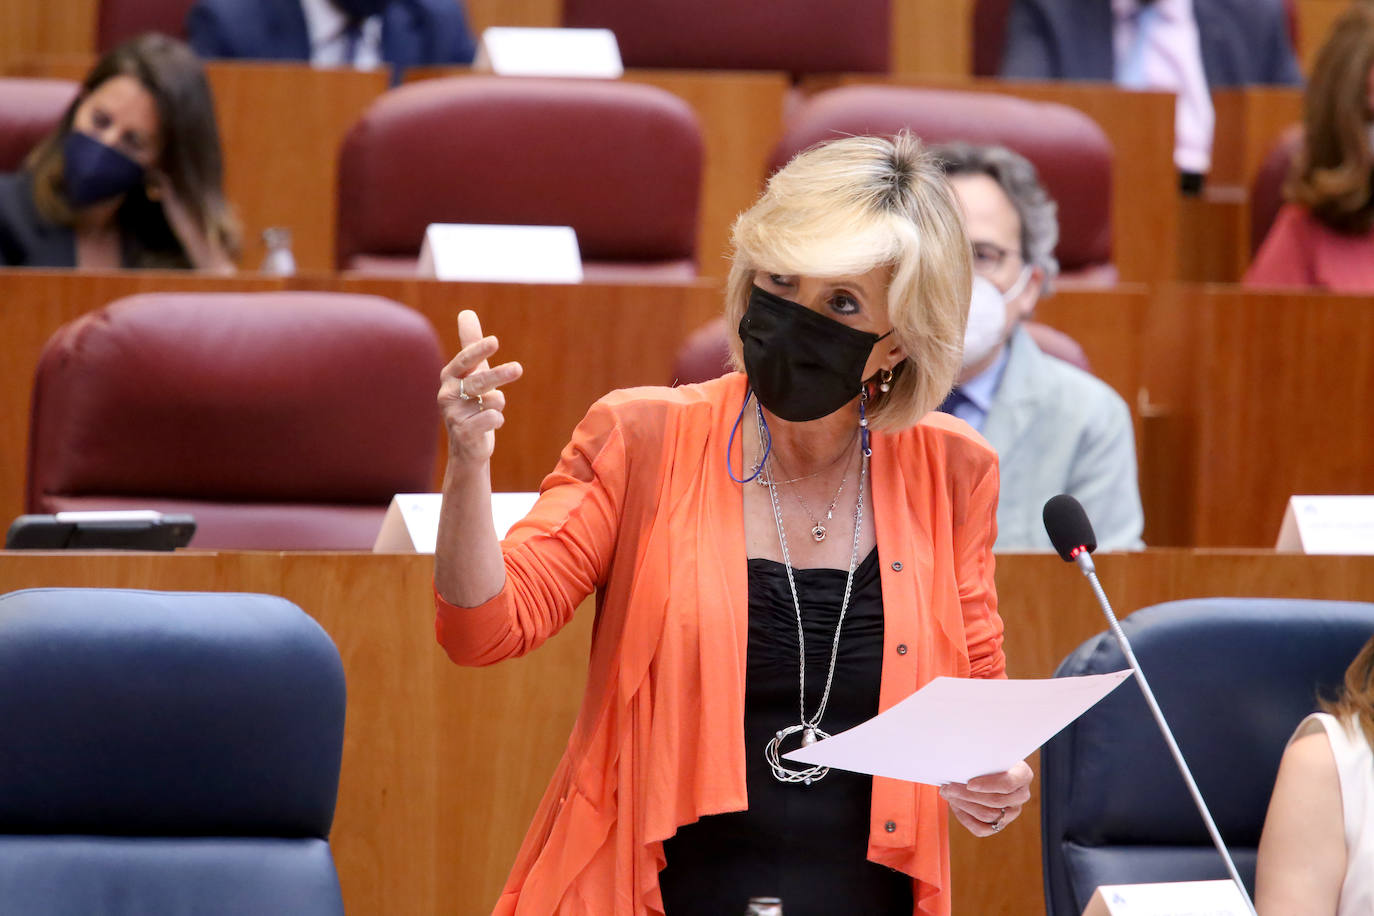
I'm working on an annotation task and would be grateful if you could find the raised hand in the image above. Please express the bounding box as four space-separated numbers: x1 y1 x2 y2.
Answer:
437 309 524 466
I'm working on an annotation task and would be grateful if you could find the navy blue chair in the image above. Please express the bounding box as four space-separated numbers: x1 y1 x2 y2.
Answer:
0 588 347 915
1041 597 1374 916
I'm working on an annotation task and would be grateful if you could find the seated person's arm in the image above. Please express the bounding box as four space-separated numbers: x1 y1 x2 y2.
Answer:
1255 727 1346 915
1066 395 1144 550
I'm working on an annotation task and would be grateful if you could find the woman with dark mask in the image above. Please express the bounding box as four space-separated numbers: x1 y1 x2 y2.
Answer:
431 132 1033 916
0 33 239 271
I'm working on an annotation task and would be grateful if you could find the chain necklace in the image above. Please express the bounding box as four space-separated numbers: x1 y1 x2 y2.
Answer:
756 405 867 785
755 429 857 489
768 432 858 542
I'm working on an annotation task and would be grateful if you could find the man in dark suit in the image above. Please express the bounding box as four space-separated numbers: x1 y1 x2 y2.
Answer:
1000 0 1300 181
187 0 476 83
1000 0 1301 87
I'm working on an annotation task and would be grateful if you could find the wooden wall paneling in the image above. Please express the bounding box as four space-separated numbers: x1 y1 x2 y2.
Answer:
823 76 1179 287
1296 0 1350 75
1193 287 1374 547
893 0 974 77
3 550 1373 916
1137 282 1201 546
0 0 94 72
621 70 788 278
1208 88 1303 192
462 0 560 32
1176 187 1249 283
205 63 388 271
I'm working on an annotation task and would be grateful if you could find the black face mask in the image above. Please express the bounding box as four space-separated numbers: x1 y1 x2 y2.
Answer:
738 284 892 423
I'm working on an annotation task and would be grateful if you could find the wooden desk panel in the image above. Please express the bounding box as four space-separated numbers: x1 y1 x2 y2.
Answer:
1209 88 1303 193
1144 286 1374 548
814 76 1179 288
1 549 1370 915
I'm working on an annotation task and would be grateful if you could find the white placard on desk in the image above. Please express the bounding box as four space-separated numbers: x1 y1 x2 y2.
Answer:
1080 879 1250 916
417 223 583 284
372 492 539 554
1275 495 1374 554
474 27 623 78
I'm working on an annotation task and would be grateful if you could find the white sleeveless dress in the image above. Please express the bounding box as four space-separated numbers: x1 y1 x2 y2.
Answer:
1291 712 1374 916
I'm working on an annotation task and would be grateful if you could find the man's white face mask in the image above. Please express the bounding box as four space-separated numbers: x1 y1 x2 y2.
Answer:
962 268 1032 370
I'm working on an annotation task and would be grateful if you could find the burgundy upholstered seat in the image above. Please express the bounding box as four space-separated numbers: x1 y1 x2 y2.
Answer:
26 293 443 549
335 76 704 281
671 316 1090 387
1249 124 1302 256
0 78 79 172
561 0 889 77
771 85 1116 284
96 0 194 51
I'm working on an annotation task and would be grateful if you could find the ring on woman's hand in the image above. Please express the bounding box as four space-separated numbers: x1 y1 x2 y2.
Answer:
991 808 1009 832
458 378 484 409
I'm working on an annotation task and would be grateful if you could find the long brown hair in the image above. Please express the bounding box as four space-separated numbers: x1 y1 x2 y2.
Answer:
1323 635 1374 750
1286 2 1374 235
24 33 240 265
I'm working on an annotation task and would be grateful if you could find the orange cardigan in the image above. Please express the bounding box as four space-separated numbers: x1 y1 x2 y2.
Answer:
436 373 1006 916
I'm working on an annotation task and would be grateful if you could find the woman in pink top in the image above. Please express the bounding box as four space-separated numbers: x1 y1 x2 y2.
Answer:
1245 4 1374 293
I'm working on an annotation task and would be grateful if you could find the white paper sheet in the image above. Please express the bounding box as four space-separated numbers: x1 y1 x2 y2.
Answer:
783 671 1132 785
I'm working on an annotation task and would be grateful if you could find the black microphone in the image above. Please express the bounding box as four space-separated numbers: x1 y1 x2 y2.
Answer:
1043 495 1256 915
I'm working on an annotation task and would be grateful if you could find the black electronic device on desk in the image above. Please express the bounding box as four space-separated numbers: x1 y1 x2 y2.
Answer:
5 511 197 551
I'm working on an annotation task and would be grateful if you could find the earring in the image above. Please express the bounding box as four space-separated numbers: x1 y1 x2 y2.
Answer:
878 368 893 393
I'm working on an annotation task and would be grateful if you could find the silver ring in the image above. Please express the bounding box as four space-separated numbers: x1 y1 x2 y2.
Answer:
991 808 1008 832
458 378 484 408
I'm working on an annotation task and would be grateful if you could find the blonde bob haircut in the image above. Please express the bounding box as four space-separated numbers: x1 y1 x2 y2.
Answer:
724 131 972 432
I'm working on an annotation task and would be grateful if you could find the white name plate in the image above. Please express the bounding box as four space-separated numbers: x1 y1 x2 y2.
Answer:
1081 880 1250 916
1275 495 1374 554
372 492 539 554
474 27 623 78
418 223 583 284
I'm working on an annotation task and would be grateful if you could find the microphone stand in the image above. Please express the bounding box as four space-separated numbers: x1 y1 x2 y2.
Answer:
1071 550 1258 916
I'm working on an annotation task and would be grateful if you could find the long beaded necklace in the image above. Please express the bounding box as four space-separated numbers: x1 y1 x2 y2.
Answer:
756 404 867 785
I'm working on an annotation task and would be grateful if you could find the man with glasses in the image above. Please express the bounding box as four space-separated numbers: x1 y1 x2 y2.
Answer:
933 142 1144 551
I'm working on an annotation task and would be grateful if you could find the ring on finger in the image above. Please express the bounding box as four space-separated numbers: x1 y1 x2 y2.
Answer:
991 808 1009 832
458 378 484 409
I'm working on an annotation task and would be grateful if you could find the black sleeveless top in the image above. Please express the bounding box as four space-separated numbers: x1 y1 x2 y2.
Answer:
658 547 913 915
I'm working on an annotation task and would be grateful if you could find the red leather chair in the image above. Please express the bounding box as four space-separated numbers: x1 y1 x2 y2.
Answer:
972 0 1014 77
562 0 889 76
336 77 703 282
26 293 443 549
0 79 79 172
1250 124 1303 256
771 86 1117 284
96 0 194 52
671 317 1090 386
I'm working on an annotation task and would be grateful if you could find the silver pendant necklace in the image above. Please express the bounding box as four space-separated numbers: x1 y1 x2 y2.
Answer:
756 405 866 785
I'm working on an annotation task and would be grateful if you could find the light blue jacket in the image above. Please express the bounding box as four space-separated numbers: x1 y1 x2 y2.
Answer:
982 327 1145 552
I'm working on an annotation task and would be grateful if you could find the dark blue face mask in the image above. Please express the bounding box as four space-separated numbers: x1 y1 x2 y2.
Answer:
738 284 892 423
62 131 146 209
